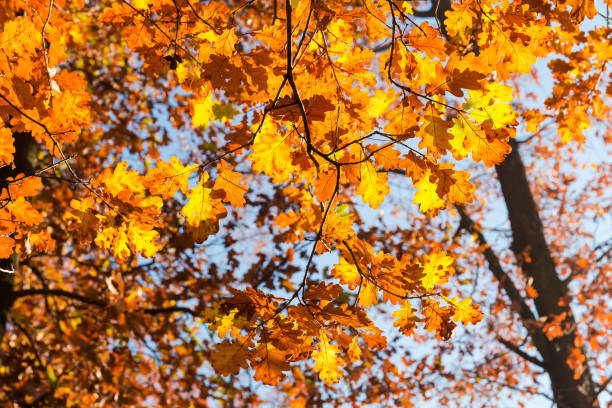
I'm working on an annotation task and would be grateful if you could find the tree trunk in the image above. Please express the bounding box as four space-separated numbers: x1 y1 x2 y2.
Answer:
495 139 597 407
0 131 37 343
417 1 599 404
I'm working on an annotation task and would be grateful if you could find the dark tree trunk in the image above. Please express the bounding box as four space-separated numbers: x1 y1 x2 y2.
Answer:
415 1 599 405
495 139 597 407
0 131 37 343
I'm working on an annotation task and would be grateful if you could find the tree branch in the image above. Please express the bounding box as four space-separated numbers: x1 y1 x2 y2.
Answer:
497 336 546 368
12 288 197 316
13 288 106 307
455 205 537 324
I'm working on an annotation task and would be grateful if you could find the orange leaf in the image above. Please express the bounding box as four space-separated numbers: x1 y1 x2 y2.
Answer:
251 345 291 385
392 301 418 336
0 236 15 258
145 156 198 200
0 128 15 166
214 160 248 207
312 330 345 385
211 340 250 377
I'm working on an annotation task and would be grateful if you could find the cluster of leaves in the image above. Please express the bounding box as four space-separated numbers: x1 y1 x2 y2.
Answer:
0 0 610 406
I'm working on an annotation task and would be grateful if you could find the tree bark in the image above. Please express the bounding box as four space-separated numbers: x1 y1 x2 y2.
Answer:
415 0 599 404
495 139 597 407
0 131 37 343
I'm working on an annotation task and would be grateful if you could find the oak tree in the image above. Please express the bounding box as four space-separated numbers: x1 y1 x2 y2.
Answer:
0 0 610 407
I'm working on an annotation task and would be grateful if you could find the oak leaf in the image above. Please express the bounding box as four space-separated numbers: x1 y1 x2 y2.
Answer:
145 156 198 200
211 340 250 377
392 301 419 336
0 128 15 166
251 344 291 385
214 160 248 207
420 251 454 290
356 160 389 209
413 170 445 213
442 296 483 325
312 331 345 385
180 173 227 243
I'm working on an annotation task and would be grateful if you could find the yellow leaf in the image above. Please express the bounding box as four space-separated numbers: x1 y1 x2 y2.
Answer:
442 296 483 325
214 309 238 338
312 331 345 385
418 114 454 159
249 121 293 183
216 28 238 57
433 164 475 205
449 117 511 167
464 82 517 129
401 2 413 14
358 279 377 308
420 251 453 290
413 169 445 213
356 160 389 209
180 172 227 243
192 93 215 128
95 222 131 262
127 220 161 258
132 0 149 9
332 257 360 289
98 161 144 197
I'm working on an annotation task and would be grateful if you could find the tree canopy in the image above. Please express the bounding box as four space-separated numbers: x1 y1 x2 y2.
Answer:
0 0 610 406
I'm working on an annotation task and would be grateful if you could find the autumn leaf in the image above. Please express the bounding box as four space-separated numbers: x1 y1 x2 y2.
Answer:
418 113 454 158
332 257 361 289
7 175 42 199
442 296 483 325
358 279 378 308
433 165 475 205
211 340 250 377
313 169 338 203
251 344 291 385
312 330 345 385
413 170 445 213
214 160 248 207
192 92 216 128
392 301 418 336
420 251 454 290
213 309 239 338
423 298 456 340
7 197 42 226
95 222 131 262
126 220 161 258
348 336 361 363
0 236 15 258
216 28 238 57
96 161 144 198
180 172 227 243
464 82 517 129
145 156 198 199
356 160 389 209
249 121 293 183
0 128 15 166
449 117 512 167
